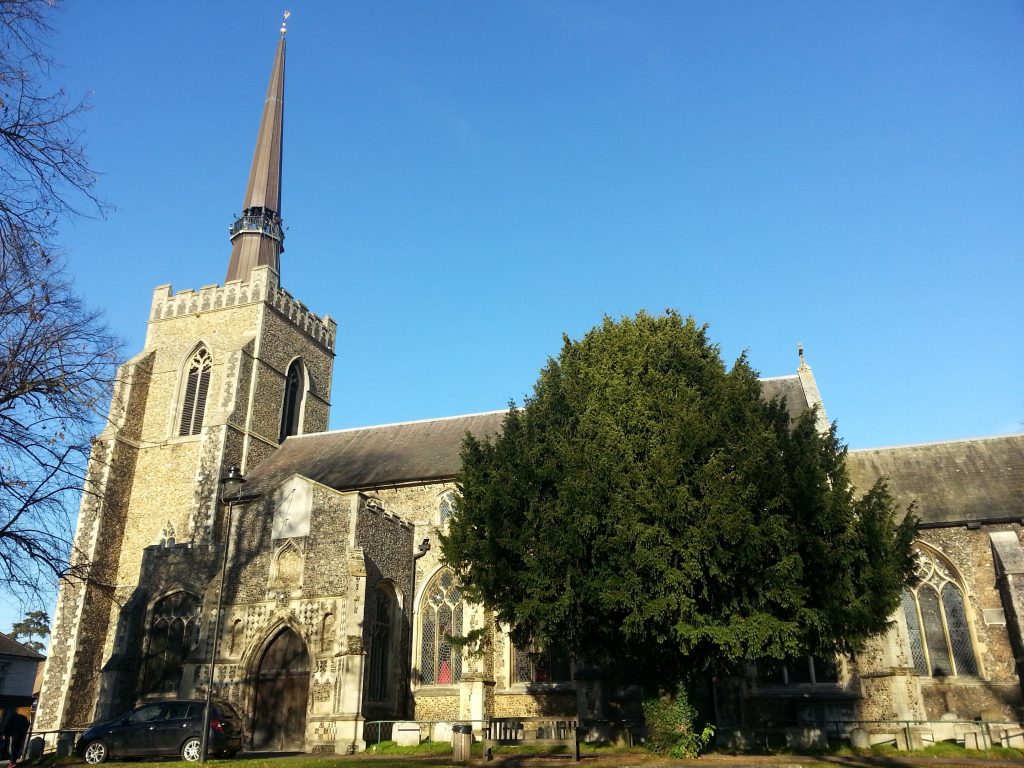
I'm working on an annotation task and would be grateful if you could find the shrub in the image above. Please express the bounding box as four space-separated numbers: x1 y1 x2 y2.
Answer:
642 685 715 758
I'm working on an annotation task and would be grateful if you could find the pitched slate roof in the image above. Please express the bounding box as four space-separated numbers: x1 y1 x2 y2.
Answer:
246 375 814 495
0 631 45 660
760 374 815 418
846 434 1024 525
246 411 507 494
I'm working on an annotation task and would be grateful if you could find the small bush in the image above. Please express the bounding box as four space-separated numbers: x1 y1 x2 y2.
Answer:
641 685 714 758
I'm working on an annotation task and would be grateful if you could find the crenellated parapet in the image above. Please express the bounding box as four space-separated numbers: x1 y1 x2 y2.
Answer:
149 265 336 350
360 495 415 531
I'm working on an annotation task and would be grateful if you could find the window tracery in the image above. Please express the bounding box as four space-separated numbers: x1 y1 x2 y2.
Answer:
419 568 463 685
901 546 978 677
142 591 201 695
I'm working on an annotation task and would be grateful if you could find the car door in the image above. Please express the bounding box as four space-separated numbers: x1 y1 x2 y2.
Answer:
119 703 166 756
148 702 194 755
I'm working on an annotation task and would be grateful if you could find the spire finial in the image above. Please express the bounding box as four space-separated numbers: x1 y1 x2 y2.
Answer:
797 342 810 371
226 28 287 283
281 10 290 36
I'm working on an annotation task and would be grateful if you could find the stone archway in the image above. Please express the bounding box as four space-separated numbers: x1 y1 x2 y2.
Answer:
252 626 310 751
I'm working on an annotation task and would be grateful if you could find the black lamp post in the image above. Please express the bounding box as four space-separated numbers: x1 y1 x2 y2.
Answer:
405 537 431 718
200 465 246 763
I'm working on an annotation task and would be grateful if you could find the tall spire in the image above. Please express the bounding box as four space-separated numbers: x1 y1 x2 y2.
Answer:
226 14 289 283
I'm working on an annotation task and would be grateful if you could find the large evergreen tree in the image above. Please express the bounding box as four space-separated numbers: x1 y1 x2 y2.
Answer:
442 311 916 692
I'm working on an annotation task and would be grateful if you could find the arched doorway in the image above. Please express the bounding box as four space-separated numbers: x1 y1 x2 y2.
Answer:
252 627 310 751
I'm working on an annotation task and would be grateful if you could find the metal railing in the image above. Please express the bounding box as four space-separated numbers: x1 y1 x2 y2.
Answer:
362 718 639 750
18 728 88 759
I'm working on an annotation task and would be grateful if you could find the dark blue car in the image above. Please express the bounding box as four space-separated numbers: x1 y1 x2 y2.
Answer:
75 700 242 763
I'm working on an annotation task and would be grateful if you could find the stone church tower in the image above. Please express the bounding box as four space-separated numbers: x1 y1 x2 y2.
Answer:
36 28 336 733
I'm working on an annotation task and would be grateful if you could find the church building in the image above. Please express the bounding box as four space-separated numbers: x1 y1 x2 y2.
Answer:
34 27 1024 754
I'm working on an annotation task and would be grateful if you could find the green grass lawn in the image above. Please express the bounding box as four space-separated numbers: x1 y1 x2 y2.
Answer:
26 738 1024 768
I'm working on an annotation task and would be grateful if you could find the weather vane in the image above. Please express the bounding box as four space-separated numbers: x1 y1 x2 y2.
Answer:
281 10 291 36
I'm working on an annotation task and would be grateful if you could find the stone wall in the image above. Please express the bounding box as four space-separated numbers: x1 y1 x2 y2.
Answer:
910 526 1022 720
493 692 577 718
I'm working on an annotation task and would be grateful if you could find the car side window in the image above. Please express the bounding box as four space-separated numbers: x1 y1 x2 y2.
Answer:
128 704 165 724
164 702 192 720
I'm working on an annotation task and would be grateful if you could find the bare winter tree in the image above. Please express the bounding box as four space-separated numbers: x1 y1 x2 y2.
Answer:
0 0 120 603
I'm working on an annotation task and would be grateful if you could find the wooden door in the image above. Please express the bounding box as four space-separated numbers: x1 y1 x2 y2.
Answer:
252 628 310 751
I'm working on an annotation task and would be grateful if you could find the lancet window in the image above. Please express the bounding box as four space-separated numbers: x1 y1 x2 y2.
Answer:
279 359 306 442
901 546 978 677
367 586 397 702
438 490 455 526
178 347 212 436
419 568 463 686
141 591 201 695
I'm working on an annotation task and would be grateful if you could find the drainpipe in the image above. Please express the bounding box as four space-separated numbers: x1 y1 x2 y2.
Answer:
405 538 432 720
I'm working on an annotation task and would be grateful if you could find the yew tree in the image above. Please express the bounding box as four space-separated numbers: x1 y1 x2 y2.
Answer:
442 311 916 691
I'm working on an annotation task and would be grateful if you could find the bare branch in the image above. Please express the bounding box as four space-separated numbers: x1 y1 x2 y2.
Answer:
0 1 121 610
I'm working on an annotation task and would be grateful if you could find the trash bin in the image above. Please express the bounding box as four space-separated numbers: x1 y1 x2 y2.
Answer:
452 723 473 762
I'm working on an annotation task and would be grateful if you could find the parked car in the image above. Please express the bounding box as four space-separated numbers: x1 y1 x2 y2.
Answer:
75 700 242 763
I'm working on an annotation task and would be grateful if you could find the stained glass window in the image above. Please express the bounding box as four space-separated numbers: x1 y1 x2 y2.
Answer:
901 546 978 677
512 645 572 684
943 583 978 676
901 590 927 673
419 568 463 685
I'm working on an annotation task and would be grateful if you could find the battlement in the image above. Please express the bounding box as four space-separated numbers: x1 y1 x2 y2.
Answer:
361 496 414 530
149 265 336 350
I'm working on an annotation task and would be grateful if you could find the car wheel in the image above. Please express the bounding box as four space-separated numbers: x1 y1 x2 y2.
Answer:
83 741 108 765
181 737 203 762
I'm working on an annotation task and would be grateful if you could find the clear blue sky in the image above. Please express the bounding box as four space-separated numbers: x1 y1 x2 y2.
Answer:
4 1 1022 631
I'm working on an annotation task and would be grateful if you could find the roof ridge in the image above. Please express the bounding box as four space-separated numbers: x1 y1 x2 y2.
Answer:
289 373 797 441
850 432 1024 453
288 408 508 439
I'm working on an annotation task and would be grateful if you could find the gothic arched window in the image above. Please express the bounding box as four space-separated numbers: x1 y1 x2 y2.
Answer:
367 586 397 702
902 546 978 678
142 591 201 695
419 568 463 686
438 491 455 526
279 359 305 442
178 347 212 436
